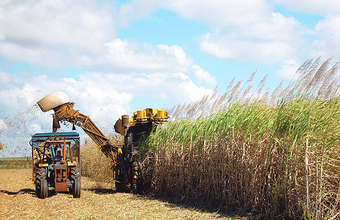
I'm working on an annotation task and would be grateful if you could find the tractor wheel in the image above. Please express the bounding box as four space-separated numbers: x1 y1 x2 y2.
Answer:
73 177 81 198
36 167 48 199
70 166 81 198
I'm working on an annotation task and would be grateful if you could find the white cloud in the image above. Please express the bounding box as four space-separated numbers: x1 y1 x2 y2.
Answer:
199 12 306 63
276 59 300 80
308 16 340 58
0 0 116 66
162 0 271 27
0 0 315 74
272 0 340 15
192 64 217 88
0 0 199 72
114 0 340 80
0 68 12 90
117 0 158 27
78 71 212 107
102 39 193 72
270 1 340 62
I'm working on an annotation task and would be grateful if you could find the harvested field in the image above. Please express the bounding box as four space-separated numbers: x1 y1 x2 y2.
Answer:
0 169 248 220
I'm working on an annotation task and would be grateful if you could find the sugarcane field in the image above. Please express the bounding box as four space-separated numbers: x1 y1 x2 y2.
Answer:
2 59 340 219
2 2 340 220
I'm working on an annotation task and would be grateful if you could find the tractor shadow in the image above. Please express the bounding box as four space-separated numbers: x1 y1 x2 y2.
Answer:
0 189 71 198
0 188 67 198
0 188 35 196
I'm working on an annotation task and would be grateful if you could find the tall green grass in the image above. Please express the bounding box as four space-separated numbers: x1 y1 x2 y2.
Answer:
141 57 340 219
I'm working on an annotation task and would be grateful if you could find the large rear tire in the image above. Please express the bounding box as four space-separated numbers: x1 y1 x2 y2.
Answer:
36 167 48 199
70 165 81 198
73 177 81 198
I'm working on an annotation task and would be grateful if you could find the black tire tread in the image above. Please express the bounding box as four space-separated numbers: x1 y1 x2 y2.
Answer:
70 165 81 198
35 167 48 199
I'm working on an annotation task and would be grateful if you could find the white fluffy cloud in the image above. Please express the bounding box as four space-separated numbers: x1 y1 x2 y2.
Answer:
308 16 340 58
2 0 340 122
0 0 331 82
0 0 204 74
0 74 130 133
198 12 306 64
0 0 216 140
102 39 192 72
160 0 340 79
192 64 217 88
0 69 13 90
276 59 300 80
0 0 116 66
272 0 340 15
77 71 212 109
162 0 271 27
115 0 313 73
3 0 340 156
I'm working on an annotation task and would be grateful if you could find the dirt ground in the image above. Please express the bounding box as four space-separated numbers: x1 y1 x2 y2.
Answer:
0 169 248 220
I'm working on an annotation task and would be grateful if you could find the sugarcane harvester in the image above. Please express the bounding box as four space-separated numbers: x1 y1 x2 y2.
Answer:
114 107 168 192
36 91 168 194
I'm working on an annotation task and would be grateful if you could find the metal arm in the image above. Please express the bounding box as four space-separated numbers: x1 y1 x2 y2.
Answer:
37 92 134 191
52 102 117 164
52 102 132 189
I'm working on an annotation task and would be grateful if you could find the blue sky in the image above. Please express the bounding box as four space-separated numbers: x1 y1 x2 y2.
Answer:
0 0 340 157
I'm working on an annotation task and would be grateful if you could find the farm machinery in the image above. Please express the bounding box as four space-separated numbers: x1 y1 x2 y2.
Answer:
30 132 81 199
32 91 168 198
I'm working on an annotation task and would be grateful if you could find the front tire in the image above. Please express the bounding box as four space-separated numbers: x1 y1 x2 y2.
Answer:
73 177 81 198
70 166 81 198
36 167 48 199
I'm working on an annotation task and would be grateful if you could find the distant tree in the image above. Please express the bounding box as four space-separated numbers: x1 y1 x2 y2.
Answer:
0 142 3 151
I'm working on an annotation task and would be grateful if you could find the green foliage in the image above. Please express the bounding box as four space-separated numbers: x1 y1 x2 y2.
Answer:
140 58 340 219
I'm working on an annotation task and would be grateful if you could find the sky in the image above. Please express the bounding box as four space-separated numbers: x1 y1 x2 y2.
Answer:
0 0 340 157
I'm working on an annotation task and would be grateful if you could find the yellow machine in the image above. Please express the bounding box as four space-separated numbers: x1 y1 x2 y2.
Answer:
113 108 169 192
37 91 168 193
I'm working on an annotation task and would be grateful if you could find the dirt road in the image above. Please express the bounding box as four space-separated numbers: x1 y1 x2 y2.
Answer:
0 169 247 220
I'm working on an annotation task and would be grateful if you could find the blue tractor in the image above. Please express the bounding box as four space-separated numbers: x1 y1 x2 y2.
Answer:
30 132 81 199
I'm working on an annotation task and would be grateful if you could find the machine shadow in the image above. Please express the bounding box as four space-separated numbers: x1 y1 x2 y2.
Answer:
84 187 248 219
84 188 116 194
140 194 250 219
0 188 35 196
0 188 70 198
